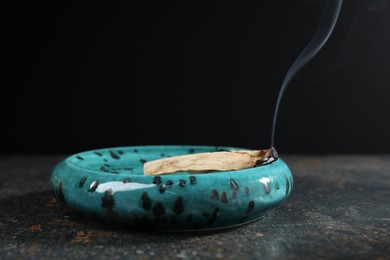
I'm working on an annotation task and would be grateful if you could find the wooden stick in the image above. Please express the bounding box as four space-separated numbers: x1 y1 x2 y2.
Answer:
144 148 278 175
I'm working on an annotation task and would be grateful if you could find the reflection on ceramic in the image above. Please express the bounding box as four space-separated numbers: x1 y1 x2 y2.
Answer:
50 146 293 231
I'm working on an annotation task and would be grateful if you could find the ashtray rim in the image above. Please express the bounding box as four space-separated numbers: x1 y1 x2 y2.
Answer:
65 145 273 177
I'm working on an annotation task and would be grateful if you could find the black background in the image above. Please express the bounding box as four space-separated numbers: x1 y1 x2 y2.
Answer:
1 0 390 154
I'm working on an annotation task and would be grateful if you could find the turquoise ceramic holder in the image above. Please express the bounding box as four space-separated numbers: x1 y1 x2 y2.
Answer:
50 146 293 231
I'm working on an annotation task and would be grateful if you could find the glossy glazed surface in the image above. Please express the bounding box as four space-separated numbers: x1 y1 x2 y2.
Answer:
50 146 293 230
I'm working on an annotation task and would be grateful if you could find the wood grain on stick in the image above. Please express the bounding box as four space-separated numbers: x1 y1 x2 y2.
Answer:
144 148 277 175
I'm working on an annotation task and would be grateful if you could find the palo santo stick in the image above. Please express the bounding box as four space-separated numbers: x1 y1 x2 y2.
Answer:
144 148 278 175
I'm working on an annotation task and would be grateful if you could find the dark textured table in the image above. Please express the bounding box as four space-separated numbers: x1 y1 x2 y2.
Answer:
1 155 390 259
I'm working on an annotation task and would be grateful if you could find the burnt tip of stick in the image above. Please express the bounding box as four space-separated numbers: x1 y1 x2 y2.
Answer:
270 147 279 159
255 147 279 167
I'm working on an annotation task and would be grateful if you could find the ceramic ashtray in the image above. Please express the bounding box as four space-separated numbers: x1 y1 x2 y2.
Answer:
50 145 293 231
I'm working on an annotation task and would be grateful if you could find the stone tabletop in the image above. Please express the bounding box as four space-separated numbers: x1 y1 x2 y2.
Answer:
1 155 390 259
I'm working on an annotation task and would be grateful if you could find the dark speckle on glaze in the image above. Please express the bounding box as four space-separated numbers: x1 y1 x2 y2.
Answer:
109 150 120 160
275 183 280 189
140 159 147 164
179 179 186 187
79 177 87 188
207 208 219 225
76 155 84 161
211 190 219 200
101 188 115 213
240 215 249 223
246 201 255 213
245 186 250 195
153 202 165 219
118 150 124 155
141 192 151 211
221 192 228 203
160 153 165 157
100 166 109 172
188 149 195 154
88 180 99 192
159 184 166 193
166 180 173 186
189 176 197 185
94 151 103 157
153 176 162 185
133 149 138 153
174 197 184 214
123 178 131 183
230 179 239 190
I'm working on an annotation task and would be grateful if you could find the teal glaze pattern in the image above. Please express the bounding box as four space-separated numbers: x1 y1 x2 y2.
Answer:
50 146 293 230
